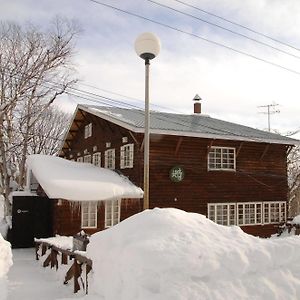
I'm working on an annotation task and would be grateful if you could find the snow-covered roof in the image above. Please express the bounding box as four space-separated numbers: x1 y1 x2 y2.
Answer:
79 104 298 145
26 155 143 201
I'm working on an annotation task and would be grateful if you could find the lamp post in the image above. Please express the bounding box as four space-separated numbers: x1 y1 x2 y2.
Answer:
134 32 161 210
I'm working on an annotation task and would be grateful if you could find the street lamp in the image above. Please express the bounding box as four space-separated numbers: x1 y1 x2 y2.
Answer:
134 32 161 210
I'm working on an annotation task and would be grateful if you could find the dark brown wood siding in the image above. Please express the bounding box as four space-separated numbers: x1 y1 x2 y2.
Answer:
53 199 142 236
60 109 289 237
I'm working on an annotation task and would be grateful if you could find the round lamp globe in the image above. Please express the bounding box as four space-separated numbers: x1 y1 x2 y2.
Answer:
134 32 161 60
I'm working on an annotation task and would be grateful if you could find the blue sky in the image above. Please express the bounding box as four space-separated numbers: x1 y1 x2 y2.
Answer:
1 0 300 137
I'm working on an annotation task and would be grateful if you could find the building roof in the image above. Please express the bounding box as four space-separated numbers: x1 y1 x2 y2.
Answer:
78 104 298 145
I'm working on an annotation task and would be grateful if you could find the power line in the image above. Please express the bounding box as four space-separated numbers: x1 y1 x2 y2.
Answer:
170 0 300 52
148 0 300 60
85 0 300 76
79 82 182 113
1 67 293 142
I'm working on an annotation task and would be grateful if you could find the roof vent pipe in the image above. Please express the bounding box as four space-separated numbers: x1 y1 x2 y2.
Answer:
193 94 202 114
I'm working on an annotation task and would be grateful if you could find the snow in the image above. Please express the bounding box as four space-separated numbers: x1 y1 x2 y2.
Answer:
86 208 300 300
0 233 12 300
0 195 8 239
26 154 143 201
7 249 82 300
292 215 300 225
35 236 73 251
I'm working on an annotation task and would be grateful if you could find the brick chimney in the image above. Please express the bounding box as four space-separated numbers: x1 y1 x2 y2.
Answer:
193 94 202 114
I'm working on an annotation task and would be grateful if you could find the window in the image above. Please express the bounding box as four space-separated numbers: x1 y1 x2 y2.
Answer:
120 144 134 169
81 201 97 228
84 155 92 163
208 147 236 171
92 152 101 167
237 203 262 226
104 149 115 169
84 123 92 139
77 157 83 163
105 199 120 228
208 203 236 226
122 137 128 143
208 201 286 226
263 202 286 224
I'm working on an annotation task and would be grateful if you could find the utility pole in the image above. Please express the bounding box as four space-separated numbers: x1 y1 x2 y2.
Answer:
258 103 280 132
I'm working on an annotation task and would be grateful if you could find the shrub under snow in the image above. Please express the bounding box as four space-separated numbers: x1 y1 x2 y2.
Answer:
87 208 300 300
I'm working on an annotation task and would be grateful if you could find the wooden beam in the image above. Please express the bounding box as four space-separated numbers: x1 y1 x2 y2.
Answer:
260 144 270 161
236 142 244 158
140 138 144 152
287 145 294 156
175 137 183 156
128 131 139 146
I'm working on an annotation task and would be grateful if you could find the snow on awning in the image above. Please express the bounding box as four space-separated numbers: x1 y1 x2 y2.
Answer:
26 155 143 202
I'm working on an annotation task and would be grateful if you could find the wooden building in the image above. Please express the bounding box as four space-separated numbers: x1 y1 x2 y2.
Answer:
22 155 142 242
59 103 298 237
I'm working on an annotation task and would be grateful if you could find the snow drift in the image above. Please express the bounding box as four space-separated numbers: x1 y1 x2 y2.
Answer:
0 233 13 300
26 154 143 201
87 208 300 300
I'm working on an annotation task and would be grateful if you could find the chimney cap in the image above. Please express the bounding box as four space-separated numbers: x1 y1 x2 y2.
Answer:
193 94 202 102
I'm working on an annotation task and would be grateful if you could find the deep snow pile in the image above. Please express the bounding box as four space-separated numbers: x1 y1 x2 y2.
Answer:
0 195 8 239
87 208 300 300
0 233 13 300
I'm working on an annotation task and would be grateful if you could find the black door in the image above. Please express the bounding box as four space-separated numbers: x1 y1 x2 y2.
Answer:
11 196 53 248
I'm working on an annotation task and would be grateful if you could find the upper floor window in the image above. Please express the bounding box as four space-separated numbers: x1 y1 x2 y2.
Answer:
84 123 92 139
84 155 92 163
81 201 97 228
120 144 134 169
92 152 101 167
208 147 235 171
105 199 120 228
104 149 115 169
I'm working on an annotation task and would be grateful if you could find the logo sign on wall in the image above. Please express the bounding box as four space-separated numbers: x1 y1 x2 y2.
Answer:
169 166 185 182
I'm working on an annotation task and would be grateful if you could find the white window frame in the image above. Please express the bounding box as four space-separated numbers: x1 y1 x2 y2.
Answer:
92 152 101 167
84 154 92 163
77 157 83 163
237 202 262 226
120 144 134 169
208 203 236 226
105 199 121 228
104 149 115 169
208 146 236 171
84 123 92 139
81 201 97 229
208 201 286 227
263 201 286 224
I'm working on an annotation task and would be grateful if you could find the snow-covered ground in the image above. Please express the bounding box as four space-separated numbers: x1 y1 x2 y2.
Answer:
87 208 300 300
3 208 300 300
6 248 83 300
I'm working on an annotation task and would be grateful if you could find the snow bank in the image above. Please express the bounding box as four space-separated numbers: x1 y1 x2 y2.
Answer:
0 233 13 300
26 154 143 201
291 215 300 225
0 195 8 239
87 208 300 300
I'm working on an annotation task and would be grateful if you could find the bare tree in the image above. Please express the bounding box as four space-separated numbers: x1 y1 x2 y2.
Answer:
288 146 300 216
0 18 78 216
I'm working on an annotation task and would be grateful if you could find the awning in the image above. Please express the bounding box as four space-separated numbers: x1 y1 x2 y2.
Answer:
26 155 143 202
